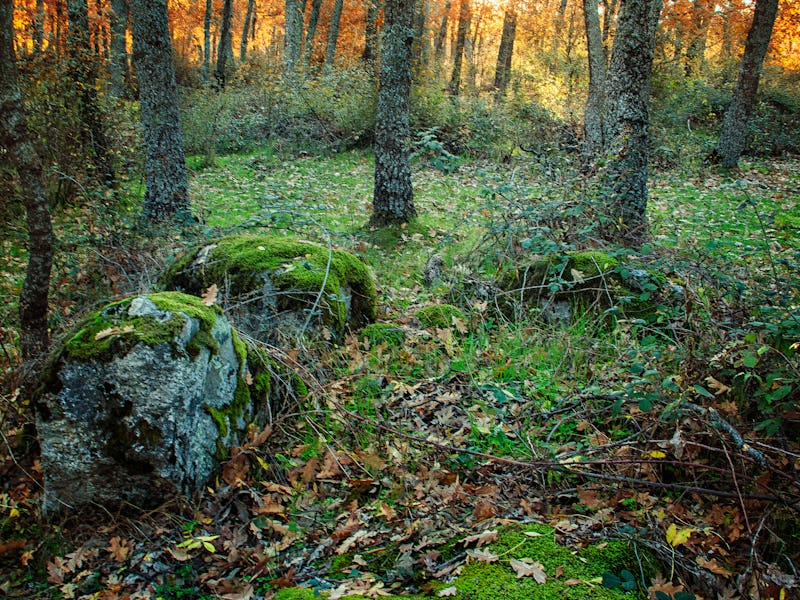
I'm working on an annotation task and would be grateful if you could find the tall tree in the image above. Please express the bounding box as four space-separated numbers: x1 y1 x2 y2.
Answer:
109 0 130 97
448 0 470 95
0 0 55 363
130 0 191 222
600 0 662 247
371 0 415 225
582 0 605 156
324 0 344 72
362 0 380 62
68 0 115 186
713 0 779 168
412 0 429 70
493 3 516 99
202 0 212 83
215 0 234 87
433 0 450 62
240 0 256 59
284 0 304 75
303 0 322 67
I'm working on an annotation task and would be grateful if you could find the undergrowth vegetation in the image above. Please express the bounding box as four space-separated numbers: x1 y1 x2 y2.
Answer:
1 61 799 599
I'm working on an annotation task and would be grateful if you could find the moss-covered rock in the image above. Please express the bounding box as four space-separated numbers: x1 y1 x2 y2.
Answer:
161 235 377 340
416 304 467 330
36 292 272 515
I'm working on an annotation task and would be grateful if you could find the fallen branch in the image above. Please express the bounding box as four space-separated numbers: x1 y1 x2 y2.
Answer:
682 402 767 467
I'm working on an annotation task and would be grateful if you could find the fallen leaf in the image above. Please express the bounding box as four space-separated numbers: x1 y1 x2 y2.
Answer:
201 283 218 306
437 586 458 597
666 523 695 547
510 558 547 583
94 325 134 341
461 530 498 547
467 548 499 563
696 556 732 577
107 536 130 562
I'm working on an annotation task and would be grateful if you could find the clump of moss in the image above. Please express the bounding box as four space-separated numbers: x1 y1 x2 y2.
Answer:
361 323 406 347
63 292 220 363
416 304 466 330
161 235 377 332
567 251 619 277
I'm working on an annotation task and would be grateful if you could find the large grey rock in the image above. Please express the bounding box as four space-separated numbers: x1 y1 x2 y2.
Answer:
36 292 262 515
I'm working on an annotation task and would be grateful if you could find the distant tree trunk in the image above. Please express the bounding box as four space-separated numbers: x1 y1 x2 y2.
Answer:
240 0 256 60
284 0 304 76
130 0 191 222
552 0 568 55
362 0 380 62
684 0 711 76
109 0 130 96
713 0 779 168
433 0 449 61
493 4 516 99
202 0 212 82
215 0 233 88
68 0 115 186
412 0 429 70
0 0 54 364
601 0 617 63
448 0 469 95
600 0 662 247
324 0 344 73
303 0 322 67
371 0 415 226
33 0 45 51
582 0 605 156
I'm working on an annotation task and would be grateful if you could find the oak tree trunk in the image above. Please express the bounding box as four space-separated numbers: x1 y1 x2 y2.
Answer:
493 5 516 99
324 0 344 72
240 0 256 60
109 0 130 97
303 0 322 67
215 0 233 88
582 0 605 157
448 0 470 95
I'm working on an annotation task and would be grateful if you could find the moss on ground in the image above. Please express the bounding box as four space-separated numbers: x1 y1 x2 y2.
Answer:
361 323 407 347
416 304 466 330
63 292 221 362
274 523 653 600
162 235 377 331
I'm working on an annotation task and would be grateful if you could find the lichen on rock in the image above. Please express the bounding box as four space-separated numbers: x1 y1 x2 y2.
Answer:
161 234 377 341
36 292 269 515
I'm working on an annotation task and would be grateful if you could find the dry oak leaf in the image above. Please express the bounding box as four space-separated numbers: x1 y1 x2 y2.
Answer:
510 558 547 583
201 283 218 306
437 586 458 597
94 325 134 341
461 530 498 547
107 536 131 562
696 556 732 577
467 548 500 563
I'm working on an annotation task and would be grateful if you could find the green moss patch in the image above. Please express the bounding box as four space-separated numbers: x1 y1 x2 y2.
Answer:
162 235 377 331
361 322 407 347
416 304 466 330
63 292 220 362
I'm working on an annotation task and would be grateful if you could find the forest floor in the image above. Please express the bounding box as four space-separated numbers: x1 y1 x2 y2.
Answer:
1 145 799 599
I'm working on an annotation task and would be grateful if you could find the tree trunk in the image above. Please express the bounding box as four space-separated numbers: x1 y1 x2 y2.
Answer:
68 0 115 186
433 0 449 61
713 0 779 168
0 0 55 365
34 0 45 51
109 0 129 96
324 0 344 72
215 0 233 88
362 0 380 62
284 0 304 76
411 0 428 70
684 0 711 76
582 0 605 156
240 0 256 60
493 4 516 99
448 0 469 96
303 0 322 67
130 0 191 222
552 0 568 55
600 0 662 247
371 0 415 226
600 0 617 63
202 0 212 83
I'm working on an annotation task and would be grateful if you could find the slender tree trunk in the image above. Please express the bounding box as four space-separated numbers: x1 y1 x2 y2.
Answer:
433 0 449 61
34 0 45 51
240 0 256 59
493 5 516 99
0 0 54 365
130 0 191 222
600 0 662 247
685 0 710 76
284 0 304 76
215 0 233 88
202 0 212 83
448 0 469 96
324 0 344 73
600 0 617 64
582 0 605 156
303 0 321 67
68 0 115 186
109 0 129 96
412 0 428 70
713 0 779 168
371 0 415 225
362 0 379 62
552 0 568 55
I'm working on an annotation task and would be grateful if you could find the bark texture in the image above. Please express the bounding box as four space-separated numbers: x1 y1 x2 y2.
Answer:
0 0 54 362
448 0 470 95
240 0 256 60
714 0 779 168
284 0 304 75
582 0 605 157
130 0 191 222
493 5 516 98
600 0 662 247
371 0 415 225
202 0 212 82
109 0 130 97
215 0 234 88
362 0 380 62
303 0 322 67
324 0 344 72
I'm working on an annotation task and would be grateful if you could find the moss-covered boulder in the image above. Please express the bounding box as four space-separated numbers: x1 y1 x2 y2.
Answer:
497 251 669 323
161 235 377 340
415 304 467 331
36 292 269 515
